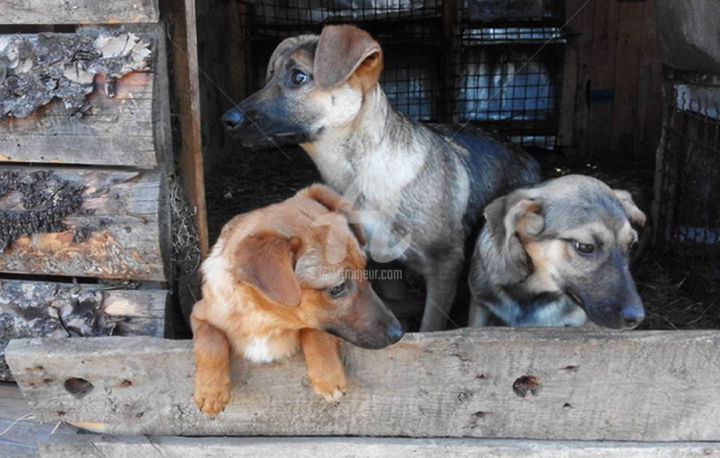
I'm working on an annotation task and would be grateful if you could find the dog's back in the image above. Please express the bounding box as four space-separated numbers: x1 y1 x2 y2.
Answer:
434 126 541 230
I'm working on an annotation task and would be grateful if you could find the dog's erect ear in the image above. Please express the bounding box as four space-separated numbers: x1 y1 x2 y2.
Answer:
233 232 303 306
613 189 646 228
314 25 382 92
299 184 367 247
483 193 544 284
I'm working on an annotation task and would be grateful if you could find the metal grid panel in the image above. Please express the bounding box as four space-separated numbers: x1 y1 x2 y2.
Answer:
243 0 442 26
656 82 720 261
451 28 564 149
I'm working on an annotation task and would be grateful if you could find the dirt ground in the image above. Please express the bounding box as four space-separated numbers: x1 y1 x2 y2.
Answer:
204 145 719 331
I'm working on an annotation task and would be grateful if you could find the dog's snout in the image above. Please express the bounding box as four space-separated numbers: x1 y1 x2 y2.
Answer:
386 320 404 344
620 304 645 329
222 108 245 131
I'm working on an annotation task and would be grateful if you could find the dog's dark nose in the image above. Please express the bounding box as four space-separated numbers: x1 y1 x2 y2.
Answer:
386 321 404 344
222 108 245 131
620 304 645 329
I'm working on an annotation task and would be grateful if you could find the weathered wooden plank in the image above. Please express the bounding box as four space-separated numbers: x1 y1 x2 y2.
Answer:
0 74 155 168
609 0 646 157
164 0 209 256
0 383 81 458
586 0 618 160
0 167 166 281
0 279 166 381
0 31 161 169
0 0 159 25
37 437 720 458
633 0 663 159
655 0 720 73
7 329 720 440
565 0 594 158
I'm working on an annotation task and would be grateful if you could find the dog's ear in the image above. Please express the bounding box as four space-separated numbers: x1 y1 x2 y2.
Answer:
483 193 544 284
314 25 382 92
613 189 647 228
299 184 366 247
233 232 303 307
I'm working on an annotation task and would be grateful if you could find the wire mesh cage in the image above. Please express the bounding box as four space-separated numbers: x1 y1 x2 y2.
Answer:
654 72 720 279
450 27 564 149
244 0 442 26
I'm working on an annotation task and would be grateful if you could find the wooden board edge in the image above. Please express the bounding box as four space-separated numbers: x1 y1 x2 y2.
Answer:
37 437 720 458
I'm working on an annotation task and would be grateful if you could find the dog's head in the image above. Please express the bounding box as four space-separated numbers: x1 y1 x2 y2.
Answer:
221 25 383 148
227 184 402 348
481 175 647 329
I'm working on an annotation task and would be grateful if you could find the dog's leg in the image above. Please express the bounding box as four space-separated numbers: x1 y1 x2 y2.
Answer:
191 312 231 418
419 255 464 331
299 328 347 403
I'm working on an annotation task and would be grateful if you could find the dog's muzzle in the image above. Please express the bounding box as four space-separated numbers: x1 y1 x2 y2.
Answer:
222 108 245 131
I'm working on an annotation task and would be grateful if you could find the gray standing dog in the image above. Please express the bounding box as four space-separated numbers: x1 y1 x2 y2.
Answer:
468 175 647 329
222 25 540 331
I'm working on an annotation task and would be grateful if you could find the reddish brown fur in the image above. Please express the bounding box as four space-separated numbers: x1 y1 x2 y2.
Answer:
192 184 382 417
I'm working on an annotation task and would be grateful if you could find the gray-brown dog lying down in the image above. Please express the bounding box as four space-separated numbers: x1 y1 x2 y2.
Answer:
222 25 540 331
468 175 647 329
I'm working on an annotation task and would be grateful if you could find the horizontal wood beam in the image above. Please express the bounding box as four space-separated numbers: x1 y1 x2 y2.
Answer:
38 437 720 458
0 30 165 169
7 329 720 440
0 167 166 281
0 279 167 381
0 0 159 25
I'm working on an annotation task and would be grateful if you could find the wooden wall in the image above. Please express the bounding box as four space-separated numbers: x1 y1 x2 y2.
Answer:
0 4 173 379
559 0 663 162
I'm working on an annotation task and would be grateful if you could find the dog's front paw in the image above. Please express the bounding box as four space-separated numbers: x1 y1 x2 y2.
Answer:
194 386 230 417
309 373 347 403
193 378 230 418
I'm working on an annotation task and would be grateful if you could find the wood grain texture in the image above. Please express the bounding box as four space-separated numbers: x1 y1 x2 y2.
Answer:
164 0 209 256
0 73 156 168
609 1 645 156
0 29 166 169
585 0 618 160
0 167 166 281
0 0 159 25
0 383 81 458
563 0 663 160
7 329 720 440
0 280 166 381
37 437 720 458
564 0 594 157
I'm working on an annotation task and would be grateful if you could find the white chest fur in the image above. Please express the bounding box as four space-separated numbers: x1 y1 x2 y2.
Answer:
241 334 300 364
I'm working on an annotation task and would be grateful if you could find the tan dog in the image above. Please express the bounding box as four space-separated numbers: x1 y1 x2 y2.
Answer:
192 184 403 417
468 175 646 329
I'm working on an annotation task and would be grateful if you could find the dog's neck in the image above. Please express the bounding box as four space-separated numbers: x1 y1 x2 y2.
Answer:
301 84 424 196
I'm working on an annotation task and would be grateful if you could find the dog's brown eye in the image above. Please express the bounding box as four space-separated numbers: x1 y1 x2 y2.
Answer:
328 280 347 298
291 69 309 86
575 241 596 254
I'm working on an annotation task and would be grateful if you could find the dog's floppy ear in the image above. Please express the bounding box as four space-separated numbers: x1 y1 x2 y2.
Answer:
314 25 382 92
299 184 366 247
483 192 544 284
233 232 303 306
613 189 647 228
